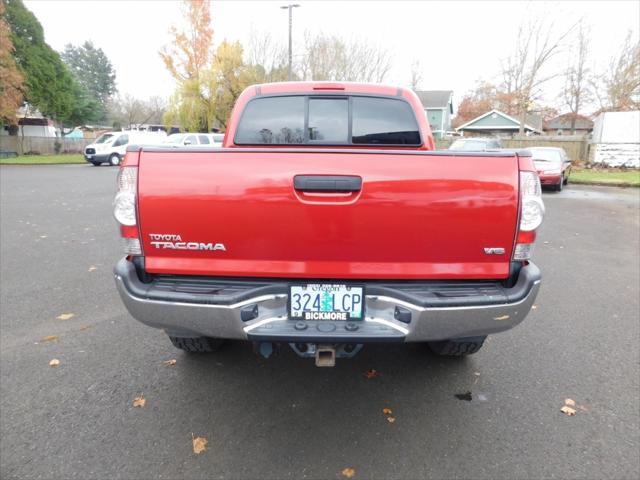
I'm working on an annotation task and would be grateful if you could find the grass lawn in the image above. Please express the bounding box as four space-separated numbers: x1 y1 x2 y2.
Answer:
0 154 86 165
569 168 640 187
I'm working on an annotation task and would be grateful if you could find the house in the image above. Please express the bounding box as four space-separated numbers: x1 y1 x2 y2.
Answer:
456 109 543 137
544 113 593 135
0 117 57 138
590 111 639 168
414 90 453 140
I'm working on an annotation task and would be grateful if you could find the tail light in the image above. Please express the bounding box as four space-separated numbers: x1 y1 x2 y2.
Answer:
514 171 545 261
114 165 141 255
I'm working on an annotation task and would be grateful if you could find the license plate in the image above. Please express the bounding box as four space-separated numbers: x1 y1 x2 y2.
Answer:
289 284 364 320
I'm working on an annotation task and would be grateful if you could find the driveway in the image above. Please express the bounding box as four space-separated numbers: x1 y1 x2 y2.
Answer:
1 165 638 479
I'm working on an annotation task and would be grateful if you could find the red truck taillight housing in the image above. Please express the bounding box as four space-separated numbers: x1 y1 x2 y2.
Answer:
114 166 142 255
514 171 545 261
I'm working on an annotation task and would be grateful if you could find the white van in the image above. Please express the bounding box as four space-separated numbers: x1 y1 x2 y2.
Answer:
84 131 167 166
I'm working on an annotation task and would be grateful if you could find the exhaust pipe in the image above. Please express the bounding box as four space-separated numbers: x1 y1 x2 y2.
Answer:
315 344 336 367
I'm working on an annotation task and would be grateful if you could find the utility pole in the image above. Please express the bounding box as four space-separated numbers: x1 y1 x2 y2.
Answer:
280 4 300 80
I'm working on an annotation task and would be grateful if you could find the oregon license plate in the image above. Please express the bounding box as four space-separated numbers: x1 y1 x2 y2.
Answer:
289 284 364 321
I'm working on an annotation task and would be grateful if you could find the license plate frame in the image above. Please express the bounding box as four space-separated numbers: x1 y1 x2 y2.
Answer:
288 283 365 321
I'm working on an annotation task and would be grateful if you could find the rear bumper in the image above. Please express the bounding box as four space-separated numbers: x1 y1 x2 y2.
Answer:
538 173 562 185
114 259 541 342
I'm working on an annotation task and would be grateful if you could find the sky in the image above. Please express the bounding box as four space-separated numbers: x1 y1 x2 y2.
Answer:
24 0 640 114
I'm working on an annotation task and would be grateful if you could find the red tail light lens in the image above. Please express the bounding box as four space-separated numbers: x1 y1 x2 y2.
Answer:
114 166 141 255
514 171 544 261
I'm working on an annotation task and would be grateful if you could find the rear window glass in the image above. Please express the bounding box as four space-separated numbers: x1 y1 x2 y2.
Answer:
235 96 305 144
308 98 348 143
198 135 210 144
351 97 420 145
234 95 421 146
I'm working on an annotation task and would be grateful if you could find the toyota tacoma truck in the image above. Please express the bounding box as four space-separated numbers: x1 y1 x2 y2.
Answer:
113 82 544 366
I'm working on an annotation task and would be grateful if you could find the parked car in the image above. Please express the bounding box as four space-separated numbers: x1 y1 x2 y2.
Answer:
529 147 572 191
210 133 224 147
448 137 502 151
113 82 544 367
163 133 219 147
84 131 166 166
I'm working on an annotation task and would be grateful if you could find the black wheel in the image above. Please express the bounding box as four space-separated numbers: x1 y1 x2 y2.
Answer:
428 336 486 357
91 161 101 166
555 178 563 192
169 335 224 353
108 153 121 166
563 174 569 185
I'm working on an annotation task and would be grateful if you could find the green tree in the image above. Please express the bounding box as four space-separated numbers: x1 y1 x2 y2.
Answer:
3 0 98 126
61 41 116 106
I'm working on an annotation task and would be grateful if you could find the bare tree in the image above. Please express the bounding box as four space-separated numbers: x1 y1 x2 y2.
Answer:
409 59 423 91
592 31 640 112
502 17 575 134
562 21 592 134
107 94 167 128
299 32 391 83
245 28 289 82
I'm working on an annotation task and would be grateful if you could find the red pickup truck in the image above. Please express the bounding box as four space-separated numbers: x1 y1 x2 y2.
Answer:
113 82 544 366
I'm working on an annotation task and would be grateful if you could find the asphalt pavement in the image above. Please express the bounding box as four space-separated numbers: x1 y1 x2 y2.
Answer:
1 164 639 480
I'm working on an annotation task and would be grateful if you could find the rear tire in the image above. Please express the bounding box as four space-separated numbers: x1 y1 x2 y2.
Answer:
563 174 569 185
91 161 101 166
428 336 486 356
555 178 563 192
169 335 224 353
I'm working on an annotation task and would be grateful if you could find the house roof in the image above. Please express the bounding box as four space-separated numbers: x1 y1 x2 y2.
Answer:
415 90 453 109
545 113 594 130
456 109 542 133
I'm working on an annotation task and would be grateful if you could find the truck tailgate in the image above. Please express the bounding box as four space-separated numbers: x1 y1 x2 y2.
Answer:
137 149 519 279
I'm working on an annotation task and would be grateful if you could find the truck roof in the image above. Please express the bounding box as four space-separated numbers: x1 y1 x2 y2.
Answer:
252 81 411 97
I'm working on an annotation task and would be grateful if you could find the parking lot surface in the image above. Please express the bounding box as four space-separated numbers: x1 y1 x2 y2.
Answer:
1 164 639 479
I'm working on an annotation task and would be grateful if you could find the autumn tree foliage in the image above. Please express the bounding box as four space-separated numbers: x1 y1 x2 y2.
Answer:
453 82 518 127
161 1 290 131
0 0 24 124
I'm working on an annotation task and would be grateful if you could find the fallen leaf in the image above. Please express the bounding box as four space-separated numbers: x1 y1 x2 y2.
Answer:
364 369 378 379
560 405 576 416
49 358 60 367
531 305 538 310
39 235 47 239
474 372 481 376
133 395 146 408
386 416 396 424
41 335 59 343
163 359 177 366
341 467 356 478
78 325 91 331
564 398 576 407
493 314 510 321
382 407 393 415
192 434 208 454
88 266 97 272
455 391 473 401
56 313 74 321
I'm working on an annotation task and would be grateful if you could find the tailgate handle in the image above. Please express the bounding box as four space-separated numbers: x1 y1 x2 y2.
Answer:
294 175 362 193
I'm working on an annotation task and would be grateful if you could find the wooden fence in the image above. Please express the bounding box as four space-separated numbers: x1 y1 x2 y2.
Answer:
435 136 590 162
0 136 96 155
